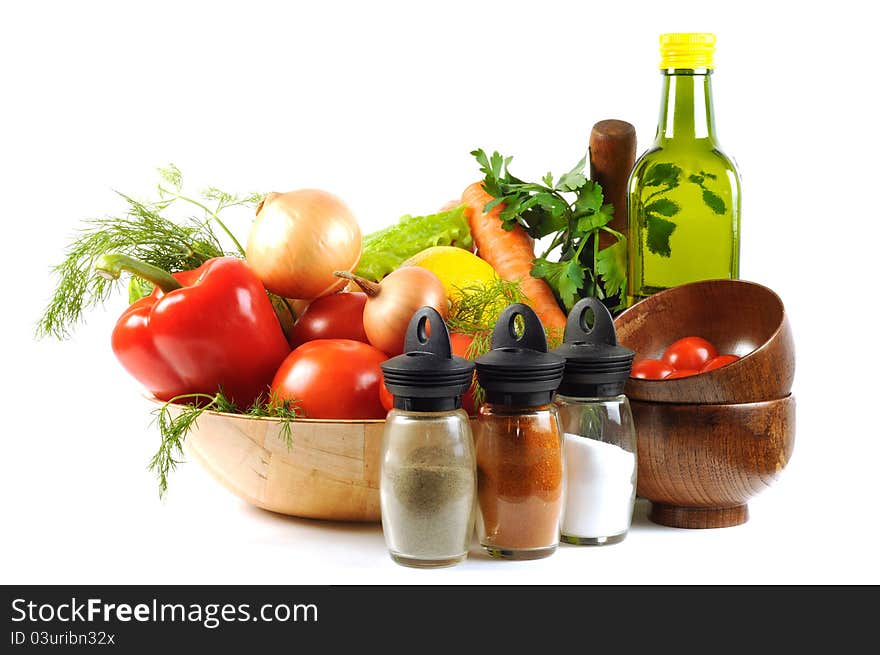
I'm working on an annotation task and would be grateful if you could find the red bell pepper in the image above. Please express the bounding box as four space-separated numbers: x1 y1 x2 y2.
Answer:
96 254 290 408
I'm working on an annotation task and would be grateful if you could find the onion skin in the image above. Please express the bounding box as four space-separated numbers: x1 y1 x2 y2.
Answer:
246 189 362 299
336 267 448 356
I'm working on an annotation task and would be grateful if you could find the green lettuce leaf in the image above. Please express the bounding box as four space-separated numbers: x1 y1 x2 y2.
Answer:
354 205 473 282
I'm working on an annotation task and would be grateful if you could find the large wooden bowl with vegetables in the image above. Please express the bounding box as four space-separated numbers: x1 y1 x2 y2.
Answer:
162 400 385 521
41 153 629 523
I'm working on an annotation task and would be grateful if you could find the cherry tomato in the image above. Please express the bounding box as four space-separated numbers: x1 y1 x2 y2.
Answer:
449 332 478 416
270 339 387 419
662 336 718 371
288 292 368 349
665 369 700 379
631 358 675 380
379 380 394 413
701 354 740 372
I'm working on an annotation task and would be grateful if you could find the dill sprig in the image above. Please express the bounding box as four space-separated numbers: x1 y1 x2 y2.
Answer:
37 164 260 340
448 277 527 358
150 389 303 498
38 203 225 339
151 392 221 498
447 278 564 408
447 279 547 407
245 391 302 450
155 165 262 257
448 277 564 353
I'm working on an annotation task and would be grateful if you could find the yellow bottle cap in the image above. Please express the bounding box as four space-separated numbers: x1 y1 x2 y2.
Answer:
659 33 716 70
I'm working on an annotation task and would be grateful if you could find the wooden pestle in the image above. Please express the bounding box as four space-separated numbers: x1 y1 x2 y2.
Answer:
589 119 637 249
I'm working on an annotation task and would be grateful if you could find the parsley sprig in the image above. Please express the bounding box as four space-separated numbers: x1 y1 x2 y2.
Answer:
472 149 627 311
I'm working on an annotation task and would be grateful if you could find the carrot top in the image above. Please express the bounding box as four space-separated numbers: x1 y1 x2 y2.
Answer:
471 148 628 312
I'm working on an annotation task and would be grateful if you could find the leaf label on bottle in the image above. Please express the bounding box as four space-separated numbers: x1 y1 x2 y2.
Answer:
642 163 682 189
645 215 677 257
644 198 680 217
701 188 726 214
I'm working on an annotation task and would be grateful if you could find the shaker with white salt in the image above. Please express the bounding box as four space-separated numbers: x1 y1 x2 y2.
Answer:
552 298 637 545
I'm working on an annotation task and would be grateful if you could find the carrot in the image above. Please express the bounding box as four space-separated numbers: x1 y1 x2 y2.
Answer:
461 181 566 332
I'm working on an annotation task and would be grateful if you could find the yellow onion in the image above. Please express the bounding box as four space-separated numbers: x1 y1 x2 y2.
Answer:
246 189 362 299
335 267 448 356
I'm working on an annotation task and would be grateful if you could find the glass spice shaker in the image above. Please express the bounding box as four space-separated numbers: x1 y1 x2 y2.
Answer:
379 306 477 568
473 303 566 560
552 298 637 545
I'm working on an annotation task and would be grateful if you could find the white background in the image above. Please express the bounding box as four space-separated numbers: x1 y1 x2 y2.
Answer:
2 0 878 584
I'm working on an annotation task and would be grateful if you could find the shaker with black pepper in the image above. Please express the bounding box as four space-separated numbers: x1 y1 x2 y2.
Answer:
379 306 477 568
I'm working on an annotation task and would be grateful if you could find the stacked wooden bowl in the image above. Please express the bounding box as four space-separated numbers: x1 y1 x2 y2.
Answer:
614 279 796 528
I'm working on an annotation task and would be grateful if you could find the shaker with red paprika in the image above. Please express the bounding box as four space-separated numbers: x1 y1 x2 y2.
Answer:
473 303 566 560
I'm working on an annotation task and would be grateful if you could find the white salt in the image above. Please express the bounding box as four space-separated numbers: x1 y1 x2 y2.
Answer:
562 433 636 539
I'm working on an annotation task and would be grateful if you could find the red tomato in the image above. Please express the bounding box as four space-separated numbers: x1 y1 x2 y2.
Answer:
662 336 718 371
665 369 700 379
288 292 368 349
379 380 394 413
449 332 477 416
631 358 675 380
701 354 740 372
270 339 387 419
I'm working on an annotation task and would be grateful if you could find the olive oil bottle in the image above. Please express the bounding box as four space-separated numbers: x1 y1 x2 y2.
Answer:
627 33 741 304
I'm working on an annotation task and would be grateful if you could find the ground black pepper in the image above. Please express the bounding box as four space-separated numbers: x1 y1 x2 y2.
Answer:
383 444 475 560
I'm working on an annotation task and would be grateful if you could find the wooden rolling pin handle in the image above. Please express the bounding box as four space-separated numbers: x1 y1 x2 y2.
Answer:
589 119 637 248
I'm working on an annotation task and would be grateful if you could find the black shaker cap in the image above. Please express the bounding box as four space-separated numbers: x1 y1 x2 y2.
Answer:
551 297 634 397
380 306 475 412
474 303 565 407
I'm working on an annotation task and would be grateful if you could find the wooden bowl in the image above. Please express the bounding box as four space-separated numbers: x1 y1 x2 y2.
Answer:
168 403 385 522
614 279 795 404
633 395 796 528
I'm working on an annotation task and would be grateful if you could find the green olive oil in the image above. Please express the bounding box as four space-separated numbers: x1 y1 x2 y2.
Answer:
627 34 741 305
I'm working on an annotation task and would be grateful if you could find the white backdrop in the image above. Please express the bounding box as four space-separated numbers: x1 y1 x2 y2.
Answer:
3 0 878 584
